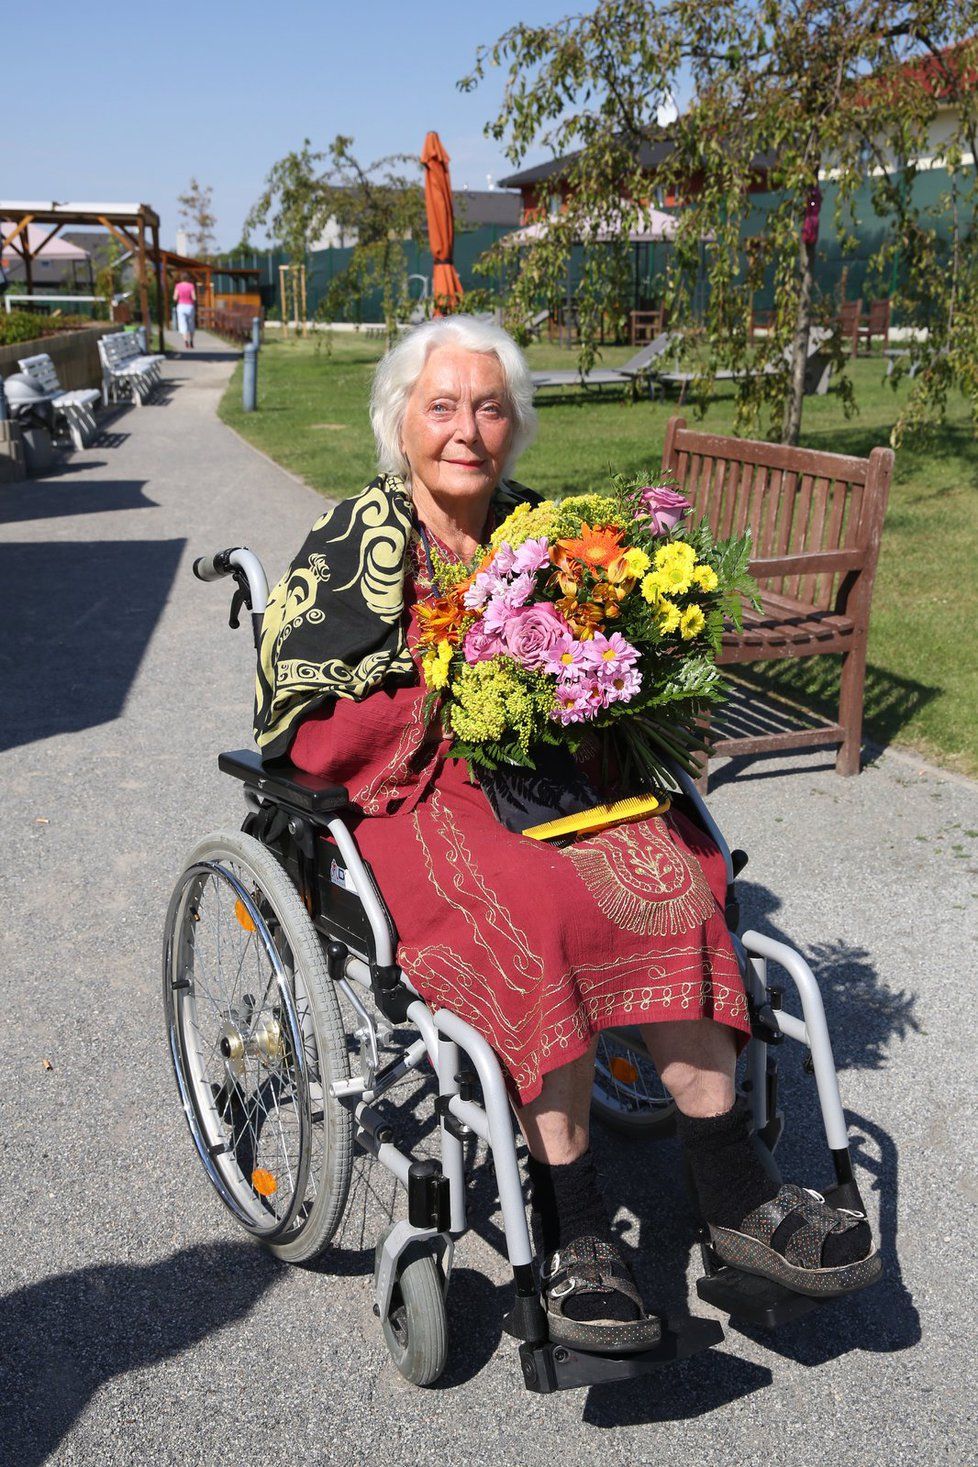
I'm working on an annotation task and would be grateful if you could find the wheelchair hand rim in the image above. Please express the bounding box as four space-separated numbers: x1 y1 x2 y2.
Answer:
163 858 314 1243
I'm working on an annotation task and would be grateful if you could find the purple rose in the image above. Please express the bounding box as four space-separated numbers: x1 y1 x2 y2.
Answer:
463 621 504 664
639 484 692 535
500 603 570 670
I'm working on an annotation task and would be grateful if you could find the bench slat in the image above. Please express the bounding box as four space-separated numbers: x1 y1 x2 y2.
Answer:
749 548 865 576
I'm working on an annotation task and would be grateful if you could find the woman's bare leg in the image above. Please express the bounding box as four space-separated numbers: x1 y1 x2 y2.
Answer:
515 1039 598 1163
638 1018 737 1117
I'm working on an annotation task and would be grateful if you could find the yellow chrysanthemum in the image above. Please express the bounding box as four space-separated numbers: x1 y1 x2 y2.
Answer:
657 598 681 634
422 639 453 690
653 540 696 572
655 560 693 595
620 547 651 578
692 564 719 592
640 571 665 604
679 604 706 640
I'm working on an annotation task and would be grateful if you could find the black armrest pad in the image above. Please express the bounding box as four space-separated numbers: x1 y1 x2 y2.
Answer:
219 748 349 814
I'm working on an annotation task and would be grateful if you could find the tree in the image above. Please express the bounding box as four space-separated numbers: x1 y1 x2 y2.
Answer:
317 136 426 348
246 137 425 346
463 2 977 444
245 143 324 266
177 177 217 259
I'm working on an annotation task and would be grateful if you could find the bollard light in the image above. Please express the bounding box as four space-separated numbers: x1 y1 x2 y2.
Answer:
242 343 258 412
251 317 261 351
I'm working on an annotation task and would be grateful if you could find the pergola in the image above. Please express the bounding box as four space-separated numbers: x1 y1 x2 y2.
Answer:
0 201 164 350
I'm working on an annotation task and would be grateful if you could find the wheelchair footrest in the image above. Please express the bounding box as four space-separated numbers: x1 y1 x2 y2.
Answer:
695 1265 820 1328
518 1316 724 1393
695 1179 873 1328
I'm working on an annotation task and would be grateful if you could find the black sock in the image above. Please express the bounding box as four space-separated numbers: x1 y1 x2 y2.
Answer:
678 1098 871 1267
526 1151 640 1322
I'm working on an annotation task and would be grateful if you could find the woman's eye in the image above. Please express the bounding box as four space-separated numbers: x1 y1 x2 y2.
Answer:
430 402 452 415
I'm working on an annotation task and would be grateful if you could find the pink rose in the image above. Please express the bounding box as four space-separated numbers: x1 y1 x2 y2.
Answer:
500 603 570 670
640 484 692 535
463 622 504 663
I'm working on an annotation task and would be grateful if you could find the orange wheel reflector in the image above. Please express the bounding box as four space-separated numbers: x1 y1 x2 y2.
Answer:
609 1056 638 1084
234 899 256 932
252 1168 277 1196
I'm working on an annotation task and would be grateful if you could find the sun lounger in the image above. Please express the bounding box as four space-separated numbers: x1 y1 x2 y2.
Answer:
531 332 678 394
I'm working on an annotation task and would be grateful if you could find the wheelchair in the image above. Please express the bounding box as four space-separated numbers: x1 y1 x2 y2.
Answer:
163 545 877 1392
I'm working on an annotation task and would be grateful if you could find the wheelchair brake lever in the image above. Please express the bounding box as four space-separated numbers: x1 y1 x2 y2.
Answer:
228 584 247 630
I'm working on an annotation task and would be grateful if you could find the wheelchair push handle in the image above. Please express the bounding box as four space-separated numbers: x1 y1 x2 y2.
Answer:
193 548 237 583
193 545 270 646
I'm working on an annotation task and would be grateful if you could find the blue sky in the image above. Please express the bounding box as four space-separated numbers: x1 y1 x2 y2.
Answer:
4 1 592 249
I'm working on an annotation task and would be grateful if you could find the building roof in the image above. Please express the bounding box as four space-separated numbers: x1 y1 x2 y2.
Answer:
499 131 777 193
1 224 89 263
498 137 675 190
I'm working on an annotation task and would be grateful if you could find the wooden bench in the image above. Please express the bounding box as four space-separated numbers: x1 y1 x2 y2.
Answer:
660 416 894 787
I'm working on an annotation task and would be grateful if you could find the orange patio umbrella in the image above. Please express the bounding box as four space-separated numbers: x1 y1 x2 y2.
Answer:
421 131 463 314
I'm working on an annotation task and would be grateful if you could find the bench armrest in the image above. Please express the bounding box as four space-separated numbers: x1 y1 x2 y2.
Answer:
749 549 866 577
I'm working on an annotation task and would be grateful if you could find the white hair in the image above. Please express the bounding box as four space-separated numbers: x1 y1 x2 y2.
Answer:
369 315 538 482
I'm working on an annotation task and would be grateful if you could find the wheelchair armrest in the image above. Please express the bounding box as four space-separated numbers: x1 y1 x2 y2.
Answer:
218 748 349 815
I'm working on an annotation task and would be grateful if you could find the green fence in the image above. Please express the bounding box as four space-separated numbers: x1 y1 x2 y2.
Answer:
217 224 515 322
221 167 972 328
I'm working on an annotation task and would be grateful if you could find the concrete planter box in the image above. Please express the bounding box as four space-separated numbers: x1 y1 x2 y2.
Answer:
0 418 26 483
0 323 126 393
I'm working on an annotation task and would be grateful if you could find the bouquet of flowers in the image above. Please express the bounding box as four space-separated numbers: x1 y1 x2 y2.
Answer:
416 473 758 792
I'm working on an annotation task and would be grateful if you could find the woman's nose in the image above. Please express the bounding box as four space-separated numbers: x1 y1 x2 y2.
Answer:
454 404 479 443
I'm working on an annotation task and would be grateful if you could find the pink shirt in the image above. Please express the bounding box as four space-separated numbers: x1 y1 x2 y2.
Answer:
174 281 196 304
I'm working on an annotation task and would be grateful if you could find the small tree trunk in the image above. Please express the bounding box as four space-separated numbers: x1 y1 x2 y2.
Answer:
782 229 817 445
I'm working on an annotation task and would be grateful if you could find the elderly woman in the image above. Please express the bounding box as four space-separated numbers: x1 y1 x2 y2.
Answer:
255 317 878 1353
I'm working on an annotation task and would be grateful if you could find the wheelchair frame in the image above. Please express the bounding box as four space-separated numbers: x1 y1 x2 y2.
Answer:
179 546 873 1393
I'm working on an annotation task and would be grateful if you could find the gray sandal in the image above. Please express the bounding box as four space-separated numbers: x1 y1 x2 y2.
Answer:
709 1184 883 1299
541 1236 663 1355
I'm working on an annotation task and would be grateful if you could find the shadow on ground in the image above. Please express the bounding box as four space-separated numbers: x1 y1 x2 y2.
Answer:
0 537 185 750
713 661 941 769
0 1241 280 1467
0 477 156 525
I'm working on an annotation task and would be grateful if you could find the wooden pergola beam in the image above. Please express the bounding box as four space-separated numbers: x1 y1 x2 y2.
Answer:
1 215 34 253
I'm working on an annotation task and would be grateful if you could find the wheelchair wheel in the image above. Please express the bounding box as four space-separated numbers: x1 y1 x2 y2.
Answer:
163 828 353 1264
380 1243 448 1388
592 1027 677 1139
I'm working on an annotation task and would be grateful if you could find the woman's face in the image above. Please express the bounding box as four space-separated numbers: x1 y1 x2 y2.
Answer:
400 345 514 505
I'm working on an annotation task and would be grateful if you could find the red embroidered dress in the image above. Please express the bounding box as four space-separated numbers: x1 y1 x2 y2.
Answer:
291 529 749 1105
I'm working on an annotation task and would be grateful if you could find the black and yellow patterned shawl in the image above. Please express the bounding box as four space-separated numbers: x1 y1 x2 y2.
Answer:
254 472 538 760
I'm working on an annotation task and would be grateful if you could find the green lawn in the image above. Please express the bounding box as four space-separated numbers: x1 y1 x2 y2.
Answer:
219 332 978 776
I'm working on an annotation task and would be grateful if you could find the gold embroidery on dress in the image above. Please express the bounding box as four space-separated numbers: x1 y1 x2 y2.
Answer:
353 692 430 814
566 821 717 937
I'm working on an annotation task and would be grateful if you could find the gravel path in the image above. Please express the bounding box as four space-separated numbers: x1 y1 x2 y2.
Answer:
1 336 974 1466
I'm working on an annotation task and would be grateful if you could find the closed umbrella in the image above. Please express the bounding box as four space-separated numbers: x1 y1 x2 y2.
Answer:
421 132 463 314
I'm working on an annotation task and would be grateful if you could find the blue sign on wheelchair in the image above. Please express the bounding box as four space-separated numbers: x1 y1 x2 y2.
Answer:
329 858 349 890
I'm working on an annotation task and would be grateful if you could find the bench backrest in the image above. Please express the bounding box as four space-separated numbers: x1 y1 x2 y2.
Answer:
661 416 893 615
100 332 138 364
18 353 62 395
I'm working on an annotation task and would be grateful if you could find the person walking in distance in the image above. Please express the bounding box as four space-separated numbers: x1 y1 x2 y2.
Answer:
173 273 196 349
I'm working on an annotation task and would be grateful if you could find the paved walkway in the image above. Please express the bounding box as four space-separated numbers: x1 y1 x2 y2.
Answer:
1 336 974 1465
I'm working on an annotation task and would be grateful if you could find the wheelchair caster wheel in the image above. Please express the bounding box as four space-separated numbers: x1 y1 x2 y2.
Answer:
376 1230 448 1388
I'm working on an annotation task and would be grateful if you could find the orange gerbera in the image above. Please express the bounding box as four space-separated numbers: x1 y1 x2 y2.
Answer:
555 523 625 572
